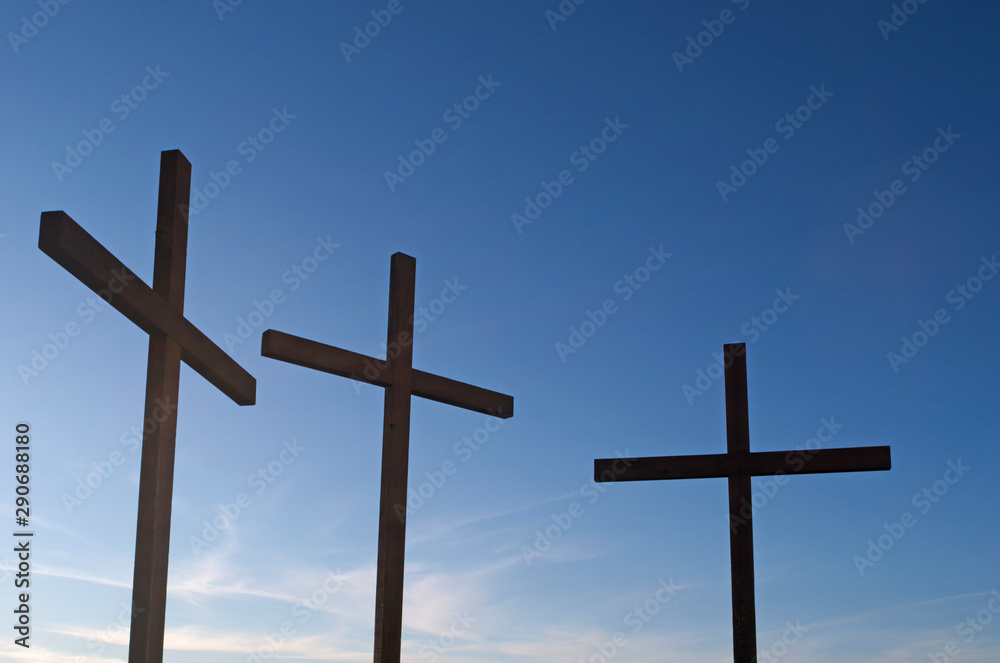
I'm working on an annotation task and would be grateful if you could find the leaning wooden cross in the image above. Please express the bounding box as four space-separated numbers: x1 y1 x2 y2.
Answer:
39 150 256 663
594 343 890 663
261 252 513 663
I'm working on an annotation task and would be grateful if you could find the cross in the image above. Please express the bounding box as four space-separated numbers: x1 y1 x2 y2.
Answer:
261 252 513 663
38 150 256 663
594 343 890 663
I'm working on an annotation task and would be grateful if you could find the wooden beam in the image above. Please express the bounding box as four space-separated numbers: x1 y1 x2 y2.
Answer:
373 253 416 663
130 149 189 663
594 453 729 482
724 343 756 663
262 329 391 388
39 210 256 406
748 446 892 475
594 446 891 482
261 330 513 418
413 370 513 418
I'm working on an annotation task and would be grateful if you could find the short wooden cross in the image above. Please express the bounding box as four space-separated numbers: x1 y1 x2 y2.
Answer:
39 150 256 663
594 343 890 663
261 252 513 663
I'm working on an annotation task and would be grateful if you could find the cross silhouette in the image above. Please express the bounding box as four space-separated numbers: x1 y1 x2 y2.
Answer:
261 252 512 663
39 150 255 663
594 343 890 663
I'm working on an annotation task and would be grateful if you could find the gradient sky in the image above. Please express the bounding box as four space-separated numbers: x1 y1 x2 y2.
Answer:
2 1 999 662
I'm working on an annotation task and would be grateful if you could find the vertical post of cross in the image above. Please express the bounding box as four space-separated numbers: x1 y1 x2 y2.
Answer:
128 150 191 663
130 150 190 663
374 253 416 663
724 343 756 663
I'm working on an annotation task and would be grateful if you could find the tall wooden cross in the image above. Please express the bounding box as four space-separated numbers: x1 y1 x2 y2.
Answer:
261 252 513 663
38 150 256 663
594 343 890 663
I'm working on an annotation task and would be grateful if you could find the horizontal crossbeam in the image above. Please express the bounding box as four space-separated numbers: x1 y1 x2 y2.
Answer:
39 211 256 406
261 329 513 418
595 446 891 482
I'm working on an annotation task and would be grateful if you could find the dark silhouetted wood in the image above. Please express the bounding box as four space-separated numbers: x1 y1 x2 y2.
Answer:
39 211 254 405
262 330 512 416
594 343 890 663
38 150 256 663
597 447 891 482
261 253 513 663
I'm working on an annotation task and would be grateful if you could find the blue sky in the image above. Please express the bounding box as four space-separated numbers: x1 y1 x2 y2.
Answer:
2 0 999 661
